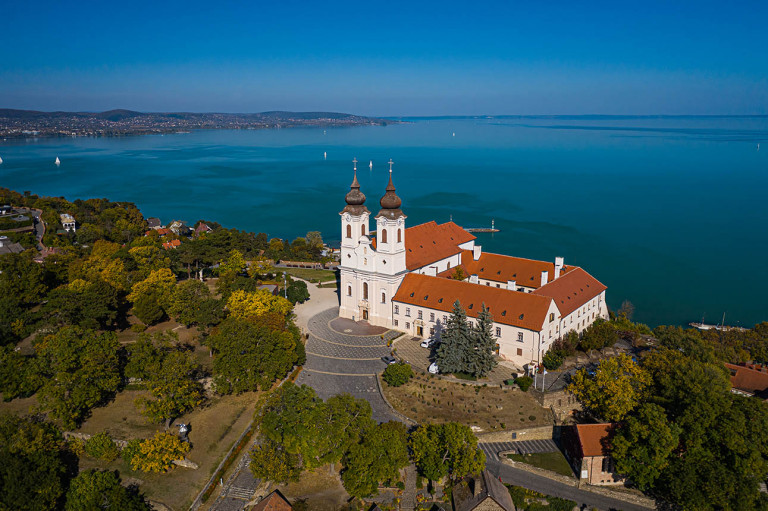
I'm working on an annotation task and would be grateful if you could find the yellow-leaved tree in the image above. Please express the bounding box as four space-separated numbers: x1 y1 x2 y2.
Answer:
567 353 651 421
129 432 190 473
227 289 293 319
127 268 177 325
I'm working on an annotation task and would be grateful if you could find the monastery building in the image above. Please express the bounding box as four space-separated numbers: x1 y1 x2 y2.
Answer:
338 161 608 369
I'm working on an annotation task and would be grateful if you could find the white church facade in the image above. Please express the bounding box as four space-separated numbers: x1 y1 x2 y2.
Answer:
338 161 609 369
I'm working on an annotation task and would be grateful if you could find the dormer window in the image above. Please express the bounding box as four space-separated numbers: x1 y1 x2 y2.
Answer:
519 313 524 320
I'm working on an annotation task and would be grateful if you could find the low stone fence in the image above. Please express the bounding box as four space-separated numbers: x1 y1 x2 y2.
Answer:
476 425 556 443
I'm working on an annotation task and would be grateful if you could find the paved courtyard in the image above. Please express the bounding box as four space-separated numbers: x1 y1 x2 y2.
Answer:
295 308 404 423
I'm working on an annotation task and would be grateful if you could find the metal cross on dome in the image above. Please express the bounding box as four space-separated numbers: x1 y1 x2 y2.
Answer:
388 159 394 173
352 157 357 171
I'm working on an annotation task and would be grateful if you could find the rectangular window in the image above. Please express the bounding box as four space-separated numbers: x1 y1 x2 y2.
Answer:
429 327 434 336
405 308 411 317
394 319 399 327
495 327 501 337
517 348 523 356
405 322 410 329
442 315 448 323
602 457 611 472
394 305 399 315
517 332 524 342
417 310 423 319
430 312 435 322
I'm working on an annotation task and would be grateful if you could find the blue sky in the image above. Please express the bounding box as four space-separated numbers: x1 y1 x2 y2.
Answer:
1 0 766 115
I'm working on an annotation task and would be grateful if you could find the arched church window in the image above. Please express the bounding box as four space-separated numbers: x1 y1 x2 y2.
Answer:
381 229 387 243
361 224 366 236
397 229 402 243
346 224 352 238
381 292 386 304
347 285 352 296
363 282 368 300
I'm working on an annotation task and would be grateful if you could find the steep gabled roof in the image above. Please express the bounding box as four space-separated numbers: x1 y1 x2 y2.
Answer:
392 273 553 331
532 267 607 316
575 423 615 457
461 251 574 287
725 363 768 396
252 490 292 511
404 221 475 270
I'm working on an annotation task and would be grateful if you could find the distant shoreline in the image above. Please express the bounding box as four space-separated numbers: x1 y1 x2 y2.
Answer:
0 108 396 140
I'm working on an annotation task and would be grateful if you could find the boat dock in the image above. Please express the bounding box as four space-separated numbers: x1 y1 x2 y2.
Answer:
464 219 499 233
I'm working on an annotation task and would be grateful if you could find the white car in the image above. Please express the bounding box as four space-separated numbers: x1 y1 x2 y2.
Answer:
428 362 439 374
420 338 437 348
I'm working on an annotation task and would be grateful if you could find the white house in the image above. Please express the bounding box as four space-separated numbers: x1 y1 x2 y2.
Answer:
60 213 76 232
338 162 608 369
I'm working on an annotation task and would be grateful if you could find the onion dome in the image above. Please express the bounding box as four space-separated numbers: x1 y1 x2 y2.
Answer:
379 172 402 210
376 160 405 220
345 170 366 206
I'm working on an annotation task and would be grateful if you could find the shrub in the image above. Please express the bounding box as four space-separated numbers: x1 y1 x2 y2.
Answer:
129 432 190 473
396 481 405 490
130 323 148 333
383 362 413 387
122 438 142 465
84 432 120 461
515 376 533 392
67 438 86 457
542 350 565 371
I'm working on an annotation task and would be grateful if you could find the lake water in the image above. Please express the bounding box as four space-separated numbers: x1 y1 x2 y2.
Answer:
1 116 767 328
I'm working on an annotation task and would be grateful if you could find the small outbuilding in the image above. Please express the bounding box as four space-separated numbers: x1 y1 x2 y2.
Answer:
452 469 516 511
564 423 624 486
251 489 292 511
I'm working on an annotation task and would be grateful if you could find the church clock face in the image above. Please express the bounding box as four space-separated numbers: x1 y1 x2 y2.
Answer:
397 218 403 226
344 214 351 222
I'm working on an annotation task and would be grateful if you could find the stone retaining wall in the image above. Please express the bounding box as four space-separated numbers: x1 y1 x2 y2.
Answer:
476 425 555 443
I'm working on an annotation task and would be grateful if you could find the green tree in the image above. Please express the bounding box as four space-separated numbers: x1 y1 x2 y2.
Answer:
64 470 149 511
128 432 190 473
611 403 680 490
249 437 302 483
435 301 472 374
128 268 176 325
168 278 220 327
0 344 40 400
209 317 303 394
136 350 204 428
567 354 650 422
468 304 497 377
0 252 47 344
409 422 486 483
382 362 413 387
342 421 410 498
42 279 121 330
0 413 67 511
578 318 619 351
35 327 122 429
309 393 375 468
286 278 310 304
84 432 121 461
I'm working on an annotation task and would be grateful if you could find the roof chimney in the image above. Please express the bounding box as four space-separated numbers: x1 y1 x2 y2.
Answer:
540 270 548 287
554 257 564 279
473 245 482 261
470 274 479 284
507 280 516 291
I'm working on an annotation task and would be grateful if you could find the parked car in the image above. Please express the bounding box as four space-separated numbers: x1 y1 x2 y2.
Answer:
420 338 438 348
381 355 397 365
428 362 439 374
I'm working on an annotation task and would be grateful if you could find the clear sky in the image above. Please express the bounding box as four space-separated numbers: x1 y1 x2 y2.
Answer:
2 0 766 115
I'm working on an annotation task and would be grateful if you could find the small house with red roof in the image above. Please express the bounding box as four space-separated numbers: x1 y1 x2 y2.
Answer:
564 423 624 486
725 362 768 399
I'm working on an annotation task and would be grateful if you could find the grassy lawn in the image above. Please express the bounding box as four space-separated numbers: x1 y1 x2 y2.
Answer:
281 267 337 283
506 451 574 478
276 466 351 511
382 373 552 432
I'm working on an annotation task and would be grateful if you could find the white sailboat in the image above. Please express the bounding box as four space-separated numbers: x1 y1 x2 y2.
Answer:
0 156 3 164
323 151 327 160
55 156 60 166
369 160 373 170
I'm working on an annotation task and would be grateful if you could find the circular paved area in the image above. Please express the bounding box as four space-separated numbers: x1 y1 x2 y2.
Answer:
295 308 404 423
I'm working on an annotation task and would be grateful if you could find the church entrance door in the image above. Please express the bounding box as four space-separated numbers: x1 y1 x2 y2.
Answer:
362 309 369 321
416 326 423 337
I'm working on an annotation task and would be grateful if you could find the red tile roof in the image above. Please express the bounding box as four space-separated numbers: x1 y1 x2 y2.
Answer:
532 267 607 316
251 490 292 511
392 273 554 331
156 228 170 236
575 423 615 457
461 251 575 288
162 239 181 250
725 363 768 395
404 221 475 271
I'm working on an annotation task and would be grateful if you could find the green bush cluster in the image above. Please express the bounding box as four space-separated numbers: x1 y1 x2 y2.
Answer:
515 376 533 392
382 362 413 387
84 432 120 461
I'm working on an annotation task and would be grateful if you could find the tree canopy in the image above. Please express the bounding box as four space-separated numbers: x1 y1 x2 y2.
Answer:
409 422 486 483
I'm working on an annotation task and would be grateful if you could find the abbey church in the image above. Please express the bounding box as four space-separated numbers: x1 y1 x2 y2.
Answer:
339 162 609 368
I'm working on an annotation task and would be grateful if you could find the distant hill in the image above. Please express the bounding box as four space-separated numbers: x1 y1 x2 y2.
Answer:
0 108 381 122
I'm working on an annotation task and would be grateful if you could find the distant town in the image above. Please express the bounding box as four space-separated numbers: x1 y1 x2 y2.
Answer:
0 109 394 139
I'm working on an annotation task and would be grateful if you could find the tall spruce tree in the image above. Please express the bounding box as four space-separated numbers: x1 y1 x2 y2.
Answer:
435 301 472 374
469 304 498 377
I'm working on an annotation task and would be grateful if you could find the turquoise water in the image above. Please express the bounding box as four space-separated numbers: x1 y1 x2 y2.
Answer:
1 117 767 328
